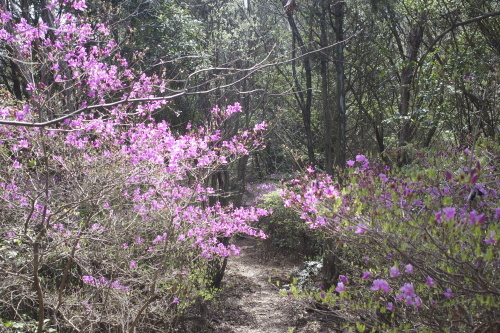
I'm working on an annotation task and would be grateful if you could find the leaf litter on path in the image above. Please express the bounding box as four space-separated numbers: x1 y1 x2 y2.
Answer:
207 238 339 333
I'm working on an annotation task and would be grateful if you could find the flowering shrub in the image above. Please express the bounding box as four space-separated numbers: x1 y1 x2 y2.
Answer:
243 182 279 206
282 141 499 332
245 182 323 257
0 1 268 331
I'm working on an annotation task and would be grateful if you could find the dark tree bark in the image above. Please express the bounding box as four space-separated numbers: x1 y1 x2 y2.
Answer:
320 0 333 175
399 21 424 149
333 1 346 170
208 169 230 289
396 16 424 166
285 10 315 166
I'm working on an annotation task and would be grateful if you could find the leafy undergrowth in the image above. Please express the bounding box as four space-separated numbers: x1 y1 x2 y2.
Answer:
281 139 499 332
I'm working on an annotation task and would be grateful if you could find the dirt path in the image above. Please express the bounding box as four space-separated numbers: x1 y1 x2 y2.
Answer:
208 238 337 333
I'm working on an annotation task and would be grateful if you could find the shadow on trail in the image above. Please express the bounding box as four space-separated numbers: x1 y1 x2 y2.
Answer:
207 238 338 333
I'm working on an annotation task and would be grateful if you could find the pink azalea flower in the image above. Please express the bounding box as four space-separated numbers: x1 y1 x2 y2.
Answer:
225 102 242 116
371 279 391 292
335 282 345 293
426 276 435 287
435 210 443 223
413 296 423 308
82 275 94 285
356 155 368 164
399 283 416 297
390 266 400 277
404 264 413 274
442 207 456 220
355 224 367 234
72 0 88 11
379 173 388 181
0 11 13 23
484 230 496 245
469 210 486 224
362 271 371 279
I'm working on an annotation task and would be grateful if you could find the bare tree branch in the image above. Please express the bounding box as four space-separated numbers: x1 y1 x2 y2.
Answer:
0 35 356 128
419 10 500 65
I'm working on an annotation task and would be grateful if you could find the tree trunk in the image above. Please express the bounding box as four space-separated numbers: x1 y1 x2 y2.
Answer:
286 12 315 166
321 0 333 175
398 20 424 165
333 1 346 170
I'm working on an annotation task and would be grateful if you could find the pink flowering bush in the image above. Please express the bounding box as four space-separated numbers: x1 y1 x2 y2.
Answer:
0 1 268 331
282 140 499 331
246 182 323 257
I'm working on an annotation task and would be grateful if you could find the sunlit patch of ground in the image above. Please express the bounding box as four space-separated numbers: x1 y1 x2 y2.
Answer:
207 237 339 333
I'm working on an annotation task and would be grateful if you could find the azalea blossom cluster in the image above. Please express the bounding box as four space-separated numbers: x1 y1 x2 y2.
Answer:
0 0 166 127
282 145 499 331
82 275 130 292
0 1 269 331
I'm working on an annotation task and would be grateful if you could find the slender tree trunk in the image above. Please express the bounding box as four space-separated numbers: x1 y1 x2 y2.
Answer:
33 239 45 333
333 1 346 169
207 169 230 289
398 20 424 165
9 59 24 100
321 0 333 175
234 72 250 207
286 12 315 166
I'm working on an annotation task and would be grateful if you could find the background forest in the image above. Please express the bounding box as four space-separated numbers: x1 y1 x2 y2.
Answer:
0 0 498 332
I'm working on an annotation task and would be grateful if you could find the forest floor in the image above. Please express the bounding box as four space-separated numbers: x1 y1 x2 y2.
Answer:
206 237 339 333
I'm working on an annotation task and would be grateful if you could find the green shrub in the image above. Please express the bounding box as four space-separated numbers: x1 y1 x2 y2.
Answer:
282 139 499 332
257 189 323 258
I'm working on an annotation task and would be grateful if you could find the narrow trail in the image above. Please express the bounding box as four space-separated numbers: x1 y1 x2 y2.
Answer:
209 238 337 333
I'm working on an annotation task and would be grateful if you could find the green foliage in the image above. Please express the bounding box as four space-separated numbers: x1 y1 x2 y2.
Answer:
257 189 322 257
0 318 58 333
282 139 499 331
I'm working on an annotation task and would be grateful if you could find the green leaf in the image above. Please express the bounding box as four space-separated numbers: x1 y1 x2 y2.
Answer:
356 322 366 332
484 248 493 261
442 197 452 206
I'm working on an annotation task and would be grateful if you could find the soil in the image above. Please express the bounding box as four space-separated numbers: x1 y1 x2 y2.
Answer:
206 238 339 333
